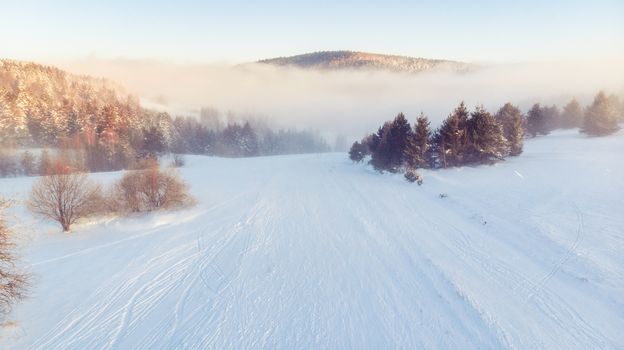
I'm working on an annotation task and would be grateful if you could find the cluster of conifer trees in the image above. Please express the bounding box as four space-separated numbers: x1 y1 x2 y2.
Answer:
349 91 622 176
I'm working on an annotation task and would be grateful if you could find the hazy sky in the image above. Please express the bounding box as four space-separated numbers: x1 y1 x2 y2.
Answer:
2 0 623 63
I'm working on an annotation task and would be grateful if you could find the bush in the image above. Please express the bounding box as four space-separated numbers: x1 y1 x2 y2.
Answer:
404 168 423 185
27 162 103 231
1 198 28 315
110 164 192 213
348 141 367 162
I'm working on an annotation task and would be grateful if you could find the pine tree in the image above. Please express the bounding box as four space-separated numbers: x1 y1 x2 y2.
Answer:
388 112 412 169
370 122 393 172
465 105 508 164
38 149 51 175
526 103 548 137
561 98 584 129
582 91 620 136
348 141 367 162
542 105 561 132
495 103 524 156
20 150 36 176
434 102 469 168
370 113 412 172
404 113 432 168
240 122 259 157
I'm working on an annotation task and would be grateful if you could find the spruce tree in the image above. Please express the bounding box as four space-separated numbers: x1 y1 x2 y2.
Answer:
582 91 620 136
526 103 548 137
495 103 524 156
404 113 432 168
348 141 367 162
561 98 584 129
434 102 469 168
542 105 561 132
370 113 412 172
370 122 393 172
387 112 412 169
466 105 508 164
20 150 36 176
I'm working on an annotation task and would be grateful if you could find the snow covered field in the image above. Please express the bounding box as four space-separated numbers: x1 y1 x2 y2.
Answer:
1 129 623 349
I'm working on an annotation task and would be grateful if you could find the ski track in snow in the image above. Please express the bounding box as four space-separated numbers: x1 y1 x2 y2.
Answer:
1 129 623 349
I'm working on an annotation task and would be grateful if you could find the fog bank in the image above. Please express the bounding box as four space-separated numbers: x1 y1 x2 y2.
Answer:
60 58 624 141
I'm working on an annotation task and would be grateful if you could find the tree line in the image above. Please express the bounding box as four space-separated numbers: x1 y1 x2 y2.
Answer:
349 91 623 179
0 60 330 177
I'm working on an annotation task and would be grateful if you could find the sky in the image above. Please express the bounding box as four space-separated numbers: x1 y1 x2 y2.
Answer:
2 0 623 64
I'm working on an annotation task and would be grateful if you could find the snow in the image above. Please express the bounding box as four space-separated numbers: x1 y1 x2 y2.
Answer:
1 129 623 349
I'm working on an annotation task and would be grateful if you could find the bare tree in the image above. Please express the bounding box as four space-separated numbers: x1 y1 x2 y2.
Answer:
110 163 192 213
27 162 102 232
0 198 28 316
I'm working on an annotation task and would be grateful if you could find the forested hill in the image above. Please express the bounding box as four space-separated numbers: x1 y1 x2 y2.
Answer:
0 59 330 174
258 51 474 73
0 59 145 148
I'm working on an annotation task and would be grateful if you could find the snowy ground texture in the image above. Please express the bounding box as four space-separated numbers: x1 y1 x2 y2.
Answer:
1 129 623 349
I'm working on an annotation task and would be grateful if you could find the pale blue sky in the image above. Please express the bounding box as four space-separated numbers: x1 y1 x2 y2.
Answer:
2 0 623 63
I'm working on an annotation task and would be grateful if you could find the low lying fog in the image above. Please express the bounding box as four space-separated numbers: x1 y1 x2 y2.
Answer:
61 58 624 141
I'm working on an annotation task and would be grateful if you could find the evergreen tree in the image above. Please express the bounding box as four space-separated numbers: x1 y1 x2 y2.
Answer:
404 113 432 168
542 105 561 132
348 141 367 162
526 103 548 137
370 122 393 172
434 102 469 168
38 149 52 175
561 98 584 129
20 150 36 176
369 113 412 172
465 105 508 164
582 91 620 136
495 103 524 156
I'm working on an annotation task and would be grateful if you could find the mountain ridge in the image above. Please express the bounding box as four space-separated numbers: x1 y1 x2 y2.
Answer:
258 50 475 73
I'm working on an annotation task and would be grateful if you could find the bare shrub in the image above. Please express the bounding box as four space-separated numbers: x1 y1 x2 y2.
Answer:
27 161 103 232
110 163 192 213
0 198 28 316
404 168 423 185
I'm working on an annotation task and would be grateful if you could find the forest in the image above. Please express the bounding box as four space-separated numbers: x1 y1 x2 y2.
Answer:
0 60 329 176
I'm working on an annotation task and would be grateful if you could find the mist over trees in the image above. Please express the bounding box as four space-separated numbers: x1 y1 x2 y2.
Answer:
582 91 620 136
0 60 330 177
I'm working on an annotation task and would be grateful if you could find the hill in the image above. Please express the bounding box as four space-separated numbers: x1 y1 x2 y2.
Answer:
258 50 474 73
1 129 623 348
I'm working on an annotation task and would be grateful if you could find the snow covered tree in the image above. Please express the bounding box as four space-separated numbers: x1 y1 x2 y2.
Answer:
465 105 508 164
495 103 524 156
404 113 432 168
526 103 548 137
561 98 584 129
582 91 620 136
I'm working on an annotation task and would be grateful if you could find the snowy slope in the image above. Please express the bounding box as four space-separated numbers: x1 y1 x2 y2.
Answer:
1 129 623 349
